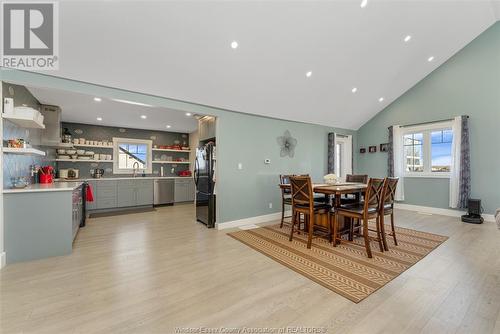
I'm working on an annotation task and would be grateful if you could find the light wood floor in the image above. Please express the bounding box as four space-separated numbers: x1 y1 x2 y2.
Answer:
1 204 499 334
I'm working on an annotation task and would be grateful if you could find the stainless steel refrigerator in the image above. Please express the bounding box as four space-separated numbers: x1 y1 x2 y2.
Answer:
194 142 216 228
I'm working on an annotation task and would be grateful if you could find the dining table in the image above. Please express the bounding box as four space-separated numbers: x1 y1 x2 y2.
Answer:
279 182 367 237
279 182 367 207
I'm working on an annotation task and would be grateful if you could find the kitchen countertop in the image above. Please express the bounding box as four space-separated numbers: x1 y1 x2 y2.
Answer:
54 176 193 182
3 181 84 194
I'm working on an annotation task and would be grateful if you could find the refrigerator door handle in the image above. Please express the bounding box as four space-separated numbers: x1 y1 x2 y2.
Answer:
194 158 200 186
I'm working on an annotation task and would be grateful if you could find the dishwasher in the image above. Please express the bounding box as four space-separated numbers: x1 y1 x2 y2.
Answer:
154 179 175 206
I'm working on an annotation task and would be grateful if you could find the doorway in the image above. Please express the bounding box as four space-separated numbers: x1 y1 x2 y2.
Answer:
334 134 353 179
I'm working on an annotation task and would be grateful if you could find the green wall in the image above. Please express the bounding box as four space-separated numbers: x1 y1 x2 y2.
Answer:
0 69 355 223
356 22 500 214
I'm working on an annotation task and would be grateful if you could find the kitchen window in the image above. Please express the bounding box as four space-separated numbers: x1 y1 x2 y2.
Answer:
113 138 153 174
403 123 453 177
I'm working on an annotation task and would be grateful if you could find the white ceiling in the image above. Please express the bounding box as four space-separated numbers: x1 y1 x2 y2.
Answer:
26 85 199 133
37 1 500 130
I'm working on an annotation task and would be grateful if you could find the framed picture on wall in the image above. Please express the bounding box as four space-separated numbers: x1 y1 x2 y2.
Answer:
380 143 389 152
369 146 377 153
360 148 366 153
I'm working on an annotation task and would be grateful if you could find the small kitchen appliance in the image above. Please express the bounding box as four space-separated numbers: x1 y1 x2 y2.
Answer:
91 168 104 178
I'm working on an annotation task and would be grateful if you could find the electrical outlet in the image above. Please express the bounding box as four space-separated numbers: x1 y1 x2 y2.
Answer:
269 202 273 209
237 163 243 170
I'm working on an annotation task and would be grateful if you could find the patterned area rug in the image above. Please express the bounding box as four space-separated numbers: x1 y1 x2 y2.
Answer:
228 223 448 303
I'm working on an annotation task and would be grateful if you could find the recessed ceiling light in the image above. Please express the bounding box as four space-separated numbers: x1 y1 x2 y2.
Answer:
379 97 384 102
351 87 358 93
111 98 153 107
140 115 147 119
94 97 102 102
404 35 412 43
360 0 368 8
185 112 192 116
427 56 435 62
96 117 103 121
306 71 312 78
231 41 238 49
166 125 171 129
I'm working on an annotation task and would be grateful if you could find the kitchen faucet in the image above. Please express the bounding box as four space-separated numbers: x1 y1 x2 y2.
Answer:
132 161 139 177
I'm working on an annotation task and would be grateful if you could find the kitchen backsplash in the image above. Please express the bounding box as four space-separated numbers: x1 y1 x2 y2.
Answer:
2 82 52 188
58 122 191 178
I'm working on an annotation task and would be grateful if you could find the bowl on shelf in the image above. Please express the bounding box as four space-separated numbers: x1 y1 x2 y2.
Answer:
58 155 70 159
78 156 91 160
85 151 94 156
66 149 77 155
57 149 66 154
76 149 85 155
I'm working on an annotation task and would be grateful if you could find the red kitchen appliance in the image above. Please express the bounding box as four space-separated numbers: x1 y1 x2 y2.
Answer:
178 170 192 177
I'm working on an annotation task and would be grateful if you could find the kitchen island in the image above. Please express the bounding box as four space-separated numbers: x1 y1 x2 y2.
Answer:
3 182 84 264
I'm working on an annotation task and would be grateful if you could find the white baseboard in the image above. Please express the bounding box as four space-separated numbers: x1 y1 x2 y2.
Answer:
0 252 5 269
395 203 495 223
217 210 292 230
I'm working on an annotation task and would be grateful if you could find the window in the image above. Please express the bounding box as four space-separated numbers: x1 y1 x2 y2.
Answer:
431 129 453 172
113 138 152 174
404 133 423 172
402 123 453 177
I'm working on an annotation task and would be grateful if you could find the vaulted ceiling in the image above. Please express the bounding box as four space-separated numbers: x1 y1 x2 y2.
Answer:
39 1 500 129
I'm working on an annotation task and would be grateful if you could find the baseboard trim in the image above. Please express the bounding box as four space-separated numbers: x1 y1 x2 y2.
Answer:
217 210 292 230
395 203 495 223
0 252 5 269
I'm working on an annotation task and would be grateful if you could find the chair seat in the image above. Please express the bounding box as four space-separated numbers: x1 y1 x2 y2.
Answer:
337 204 377 215
295 202 331 211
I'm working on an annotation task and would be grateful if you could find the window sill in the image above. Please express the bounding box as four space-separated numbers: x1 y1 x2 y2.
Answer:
404 173 451 179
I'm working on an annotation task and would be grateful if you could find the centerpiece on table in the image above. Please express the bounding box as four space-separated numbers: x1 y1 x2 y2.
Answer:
323 173 339 185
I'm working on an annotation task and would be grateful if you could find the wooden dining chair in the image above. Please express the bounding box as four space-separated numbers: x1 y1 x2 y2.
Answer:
279 174 293 228
333 178 385 258
379 177 399 251
341 174 369 205
289 176 331 249
346 174 369 184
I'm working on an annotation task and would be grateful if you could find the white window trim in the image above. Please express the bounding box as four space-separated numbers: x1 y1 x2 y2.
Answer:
402 121 452 178
113 137 153 174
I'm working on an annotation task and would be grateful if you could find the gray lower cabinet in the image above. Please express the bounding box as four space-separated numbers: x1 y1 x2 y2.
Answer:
87 179 154 211
96 180 118 209
136 180 154 206
117 180 137 207
174 178 195 203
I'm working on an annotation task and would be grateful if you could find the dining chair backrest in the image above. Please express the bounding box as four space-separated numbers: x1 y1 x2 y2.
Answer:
363 178 385 214
279 174 293 195
289 176 314 210
346 174 369 184
381 177 399 210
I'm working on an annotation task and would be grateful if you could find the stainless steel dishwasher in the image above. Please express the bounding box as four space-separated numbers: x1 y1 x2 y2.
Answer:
153 179 175 206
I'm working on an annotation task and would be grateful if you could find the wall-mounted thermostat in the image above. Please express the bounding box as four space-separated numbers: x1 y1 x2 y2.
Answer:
264 159 271 164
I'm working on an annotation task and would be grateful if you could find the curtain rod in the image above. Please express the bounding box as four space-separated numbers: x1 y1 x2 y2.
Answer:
392 115 469 129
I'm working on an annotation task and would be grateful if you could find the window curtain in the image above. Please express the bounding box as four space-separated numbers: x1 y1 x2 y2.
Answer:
389 125 405 201
327 132 336 174
450 116 471 208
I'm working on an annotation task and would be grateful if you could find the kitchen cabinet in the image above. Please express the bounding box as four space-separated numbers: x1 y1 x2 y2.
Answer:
174 178 195 203
198 116 216 141
95 180 118 209
117 179 153 207
136 180 154 206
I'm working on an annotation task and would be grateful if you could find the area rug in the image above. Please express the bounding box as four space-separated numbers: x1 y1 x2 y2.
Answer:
228 223 448 303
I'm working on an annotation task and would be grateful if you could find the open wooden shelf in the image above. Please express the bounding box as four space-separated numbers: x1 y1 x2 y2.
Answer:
153 148 191 153
54 159 114 163
152 161 190 164
2 114 45 129
3 147 46 156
